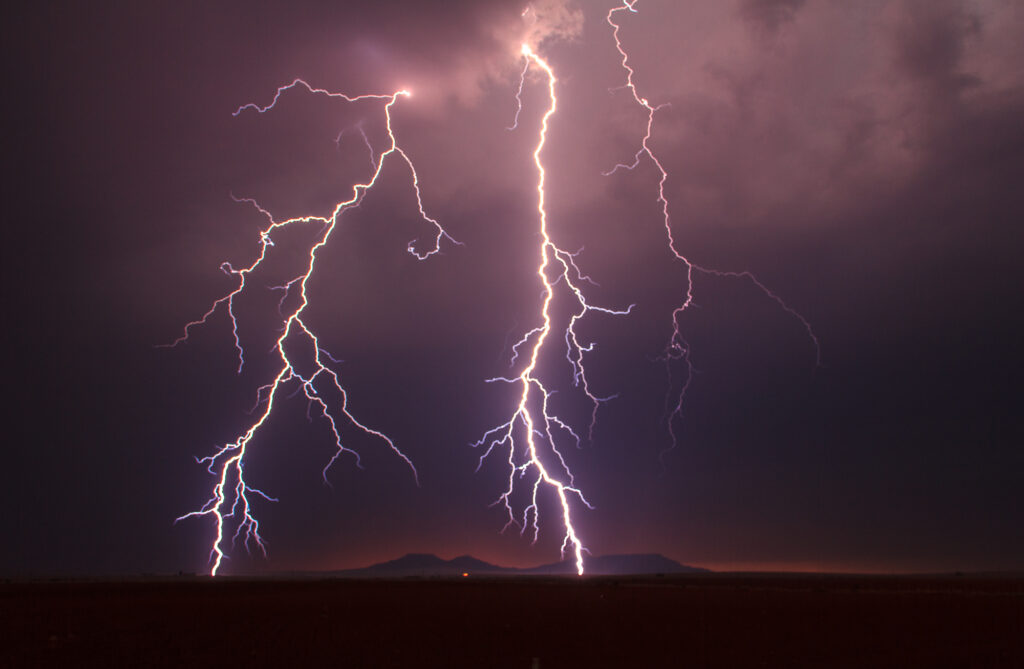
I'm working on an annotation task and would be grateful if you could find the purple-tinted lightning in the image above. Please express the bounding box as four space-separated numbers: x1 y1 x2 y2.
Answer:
166 80 457 575
605 0 820 449
473 44 634 576
165 3 819 578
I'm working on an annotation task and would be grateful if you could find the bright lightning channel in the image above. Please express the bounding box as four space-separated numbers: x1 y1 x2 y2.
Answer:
473 44 634 576
605 1 820 450
165 79 458 576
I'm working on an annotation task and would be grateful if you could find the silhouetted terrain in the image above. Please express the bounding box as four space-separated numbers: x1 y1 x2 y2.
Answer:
326 552 707 577
5 573 1022 667
523 553 710 575
328 553 514 577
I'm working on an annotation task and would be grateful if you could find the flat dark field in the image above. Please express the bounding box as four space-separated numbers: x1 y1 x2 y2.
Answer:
3 574 1023 667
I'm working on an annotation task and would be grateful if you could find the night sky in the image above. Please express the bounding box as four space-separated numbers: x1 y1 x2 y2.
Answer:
4 0 1022 577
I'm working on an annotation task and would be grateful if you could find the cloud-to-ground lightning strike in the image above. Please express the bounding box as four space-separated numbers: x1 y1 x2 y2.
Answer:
473 44 634 576
605 1 820 450
166 80 457 575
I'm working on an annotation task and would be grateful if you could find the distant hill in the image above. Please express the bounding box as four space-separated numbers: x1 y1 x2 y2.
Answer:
524 553 710 576
332 553 513 577
329 553 709 577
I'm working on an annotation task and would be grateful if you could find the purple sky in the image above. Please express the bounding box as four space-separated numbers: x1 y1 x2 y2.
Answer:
4 0 1023 575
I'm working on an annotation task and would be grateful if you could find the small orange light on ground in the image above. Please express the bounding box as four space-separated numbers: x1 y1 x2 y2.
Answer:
462 572 469 578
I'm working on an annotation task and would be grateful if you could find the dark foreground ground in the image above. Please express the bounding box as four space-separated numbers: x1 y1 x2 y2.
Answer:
3 574 1022 668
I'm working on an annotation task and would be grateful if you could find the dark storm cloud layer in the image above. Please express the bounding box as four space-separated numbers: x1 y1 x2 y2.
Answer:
3 0 1021 576
625 0 1024 229
740 0 807 34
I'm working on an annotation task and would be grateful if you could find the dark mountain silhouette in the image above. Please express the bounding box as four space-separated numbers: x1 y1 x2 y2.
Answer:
329 553 708 577
523 553 710 575
329 553 513 577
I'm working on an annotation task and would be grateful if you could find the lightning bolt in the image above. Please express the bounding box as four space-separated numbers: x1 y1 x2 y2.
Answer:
165 2 819 577
605 1 820 451
473 44 634 576
165 80 458 575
